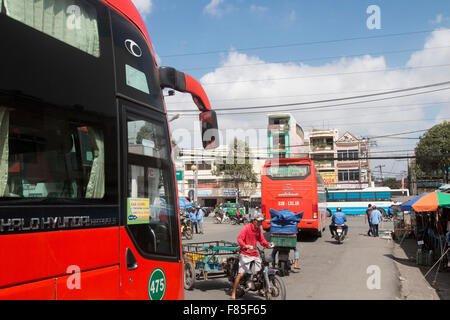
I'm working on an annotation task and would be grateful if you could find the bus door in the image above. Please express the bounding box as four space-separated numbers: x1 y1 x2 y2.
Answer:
119 102 182 300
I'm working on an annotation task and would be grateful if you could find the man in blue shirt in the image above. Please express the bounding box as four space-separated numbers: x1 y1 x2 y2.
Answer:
329 207 348 238
189 207 198 234
196 205 204 234
369 205 382 237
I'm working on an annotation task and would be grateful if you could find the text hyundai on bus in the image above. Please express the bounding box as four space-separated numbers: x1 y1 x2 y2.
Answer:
261 158 327 237
0 0 218 300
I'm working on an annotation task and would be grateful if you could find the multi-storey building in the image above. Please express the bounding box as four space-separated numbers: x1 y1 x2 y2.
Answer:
267 113 309 158
308 129 339 188
335 131 371 189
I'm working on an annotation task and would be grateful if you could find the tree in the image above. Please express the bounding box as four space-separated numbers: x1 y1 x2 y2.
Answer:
415 121 450 183
211 138 258 203
382 177 401 189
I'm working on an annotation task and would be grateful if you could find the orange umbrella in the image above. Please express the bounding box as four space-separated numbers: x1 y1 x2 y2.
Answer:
412 191 450 212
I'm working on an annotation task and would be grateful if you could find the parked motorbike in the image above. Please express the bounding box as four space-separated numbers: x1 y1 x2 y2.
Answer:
334 224 346 244
224 245 286 300
181 215 193 240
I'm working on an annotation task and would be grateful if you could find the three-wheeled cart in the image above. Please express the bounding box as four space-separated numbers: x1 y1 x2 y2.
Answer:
183 241 240 290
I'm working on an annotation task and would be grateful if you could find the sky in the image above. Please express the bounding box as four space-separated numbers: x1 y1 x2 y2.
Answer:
131 0 450 180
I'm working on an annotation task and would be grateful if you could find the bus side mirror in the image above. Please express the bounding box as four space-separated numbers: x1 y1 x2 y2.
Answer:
199 110 219 149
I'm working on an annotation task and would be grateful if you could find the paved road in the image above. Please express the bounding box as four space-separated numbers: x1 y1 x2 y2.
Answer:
183 215 400 300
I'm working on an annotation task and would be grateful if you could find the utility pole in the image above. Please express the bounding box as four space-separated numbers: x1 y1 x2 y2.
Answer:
375 164 385 185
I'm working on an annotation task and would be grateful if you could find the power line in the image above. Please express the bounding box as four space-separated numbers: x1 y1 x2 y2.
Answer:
200 64 450 87
160 28 449 58
169 100 450 117
167 80 450 112
179 45 450 72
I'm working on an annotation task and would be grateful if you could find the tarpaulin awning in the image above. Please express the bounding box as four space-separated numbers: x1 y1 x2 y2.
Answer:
179 198 192 209
401 191 450 212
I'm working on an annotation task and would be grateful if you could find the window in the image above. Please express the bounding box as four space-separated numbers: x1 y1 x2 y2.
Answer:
338 169 360 182
111 10 163 110
0 103 110 200
2 0 100 57
338 150 359 161
266 165 311 180
126 110 178 258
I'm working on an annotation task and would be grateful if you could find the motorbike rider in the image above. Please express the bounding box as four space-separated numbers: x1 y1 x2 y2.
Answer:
231 212 273 299
329 207 348 238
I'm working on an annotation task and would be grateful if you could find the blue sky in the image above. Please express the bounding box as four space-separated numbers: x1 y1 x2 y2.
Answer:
132 0 450 179
142 0 450 76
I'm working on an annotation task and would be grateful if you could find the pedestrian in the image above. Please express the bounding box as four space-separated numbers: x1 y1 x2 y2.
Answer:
365 204 373 236
369 205 382 237
196 205 204 234
189 207 198 234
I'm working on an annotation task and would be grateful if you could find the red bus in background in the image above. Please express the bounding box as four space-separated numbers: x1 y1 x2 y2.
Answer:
0 0 218 299
261 158 327 237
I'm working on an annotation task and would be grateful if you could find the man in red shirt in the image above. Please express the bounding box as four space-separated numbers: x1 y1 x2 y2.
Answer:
231 213 273 299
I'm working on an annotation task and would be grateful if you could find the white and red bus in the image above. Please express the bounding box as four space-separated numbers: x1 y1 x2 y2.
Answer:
261 158 327 237
0 0 218 300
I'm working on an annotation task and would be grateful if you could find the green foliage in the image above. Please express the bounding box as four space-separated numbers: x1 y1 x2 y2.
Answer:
212 138 258 200
382 177 401 189
415 121 450 182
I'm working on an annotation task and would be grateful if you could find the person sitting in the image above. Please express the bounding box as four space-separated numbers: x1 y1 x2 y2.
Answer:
329 207 348 238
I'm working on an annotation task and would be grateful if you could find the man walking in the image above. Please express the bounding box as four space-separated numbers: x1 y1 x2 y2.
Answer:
189 207 198 234
365 204 373 236
369 205 382 237
196 205 204 234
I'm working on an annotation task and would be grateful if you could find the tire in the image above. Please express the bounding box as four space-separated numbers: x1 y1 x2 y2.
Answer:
279 261 288 277
326 209 332 217
184 262 196 290
185 228 193 240
266 275 286 300
231 218 237 225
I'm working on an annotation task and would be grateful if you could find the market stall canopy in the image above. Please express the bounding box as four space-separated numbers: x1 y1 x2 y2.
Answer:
179 198 192 209
401 191 450 212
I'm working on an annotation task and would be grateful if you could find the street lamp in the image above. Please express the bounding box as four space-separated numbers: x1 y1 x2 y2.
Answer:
191 162 198 203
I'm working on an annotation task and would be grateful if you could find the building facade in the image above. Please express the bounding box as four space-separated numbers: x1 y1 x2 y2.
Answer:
175 145 265 207
267 113 309 159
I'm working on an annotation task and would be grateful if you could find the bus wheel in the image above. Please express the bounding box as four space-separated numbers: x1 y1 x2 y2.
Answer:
184 262 196 290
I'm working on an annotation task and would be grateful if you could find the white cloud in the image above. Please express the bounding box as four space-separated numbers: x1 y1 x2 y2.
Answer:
250 5 268 14
166 29 450 175
430 14 450 25
204 0 235 17
132 0 153 17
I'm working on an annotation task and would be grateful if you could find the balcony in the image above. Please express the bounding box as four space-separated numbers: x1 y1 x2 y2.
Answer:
268 124 289 133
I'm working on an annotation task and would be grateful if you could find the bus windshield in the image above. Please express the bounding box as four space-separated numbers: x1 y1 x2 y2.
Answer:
265 164 311 179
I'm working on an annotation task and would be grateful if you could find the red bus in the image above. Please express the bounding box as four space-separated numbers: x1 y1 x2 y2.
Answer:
261 158 327 237
0 0 218 299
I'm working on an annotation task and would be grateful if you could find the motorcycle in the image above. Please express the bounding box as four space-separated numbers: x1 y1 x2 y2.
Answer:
181 215 193 240
214 210 229 224
230 213 248 225
224 245 286 300
334 224 346 244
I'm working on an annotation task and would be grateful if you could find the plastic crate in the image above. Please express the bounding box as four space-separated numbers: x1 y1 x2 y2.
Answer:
270 234 297 248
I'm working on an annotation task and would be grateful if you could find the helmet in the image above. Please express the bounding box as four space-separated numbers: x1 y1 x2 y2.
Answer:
252 213 265 222
336 207 342 212
372 205 377 209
